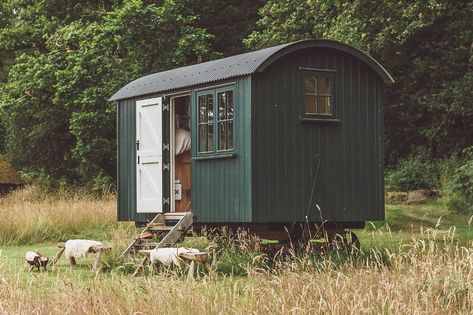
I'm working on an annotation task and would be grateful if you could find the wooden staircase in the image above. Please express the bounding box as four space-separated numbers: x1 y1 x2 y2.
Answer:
121 212 194 258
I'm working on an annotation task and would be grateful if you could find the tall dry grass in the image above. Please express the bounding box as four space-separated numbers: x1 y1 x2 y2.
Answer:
0 185 118 245
1 228 472 314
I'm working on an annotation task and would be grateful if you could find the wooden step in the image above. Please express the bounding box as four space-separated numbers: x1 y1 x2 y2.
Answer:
146 222 165 228
163 212 191 218
134 242 161 248
148 226 173 232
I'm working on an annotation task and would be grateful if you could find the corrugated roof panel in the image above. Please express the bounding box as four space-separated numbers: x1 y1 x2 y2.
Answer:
110 40 394 101
110 43 291 101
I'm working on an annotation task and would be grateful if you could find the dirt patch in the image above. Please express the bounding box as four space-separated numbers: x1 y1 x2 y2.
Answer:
406 189 437 205
386 191 408 205
386 189 437 205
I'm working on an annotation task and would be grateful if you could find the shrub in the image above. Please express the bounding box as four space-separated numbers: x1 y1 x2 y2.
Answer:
385 150 440 191
445 147 473 213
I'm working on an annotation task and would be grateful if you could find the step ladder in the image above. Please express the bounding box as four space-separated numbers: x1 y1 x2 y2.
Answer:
121 212 194 258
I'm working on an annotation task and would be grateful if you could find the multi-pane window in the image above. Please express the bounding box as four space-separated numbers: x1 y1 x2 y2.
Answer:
217 90 233 151
198 93 214 152
303 72 333 116
197 87 235 154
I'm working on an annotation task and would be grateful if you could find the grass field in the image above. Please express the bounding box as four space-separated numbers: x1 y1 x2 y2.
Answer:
0 187 472 314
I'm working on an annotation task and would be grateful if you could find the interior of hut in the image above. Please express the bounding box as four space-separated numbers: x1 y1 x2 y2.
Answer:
173 95 191 212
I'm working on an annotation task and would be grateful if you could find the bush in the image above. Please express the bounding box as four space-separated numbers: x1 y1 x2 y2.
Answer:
445 147 473 213
385 150 440 192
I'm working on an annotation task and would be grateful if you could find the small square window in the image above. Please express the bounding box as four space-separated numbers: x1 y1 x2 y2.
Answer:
302 70 335 118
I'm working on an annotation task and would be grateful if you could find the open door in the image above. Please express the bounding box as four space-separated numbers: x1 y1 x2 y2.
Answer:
172 95 192 212
136 97 163 213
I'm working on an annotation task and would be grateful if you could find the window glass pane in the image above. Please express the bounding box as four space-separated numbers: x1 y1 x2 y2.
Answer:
218 122 226 150
207 94 214 122
227 90 234 119
304 77 317 94
199 125 207 152
318 96 330 114
198 95 206 123
318 76 330 95
304 95 316 114
218 92 226 120
207 123 214 151
226 121 233 149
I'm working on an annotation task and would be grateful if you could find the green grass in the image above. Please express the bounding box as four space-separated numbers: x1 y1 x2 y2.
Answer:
1 198 472 313
358 199 473 251
2 199 472 279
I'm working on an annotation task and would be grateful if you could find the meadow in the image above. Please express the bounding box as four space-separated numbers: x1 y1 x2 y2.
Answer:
0 186 472 314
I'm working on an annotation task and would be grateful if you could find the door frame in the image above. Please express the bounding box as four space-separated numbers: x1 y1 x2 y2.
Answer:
170 92 191 213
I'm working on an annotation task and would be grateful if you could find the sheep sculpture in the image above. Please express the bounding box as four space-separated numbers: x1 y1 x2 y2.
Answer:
25 251 49 272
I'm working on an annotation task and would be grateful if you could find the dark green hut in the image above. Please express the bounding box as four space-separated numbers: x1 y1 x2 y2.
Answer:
110 39 393 238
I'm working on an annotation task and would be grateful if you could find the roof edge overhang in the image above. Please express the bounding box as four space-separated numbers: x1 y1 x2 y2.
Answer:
255 39 395 84
110 39 393 102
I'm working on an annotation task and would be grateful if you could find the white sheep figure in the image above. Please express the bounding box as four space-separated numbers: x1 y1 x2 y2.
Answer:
25 251 49 271
149 247 199 266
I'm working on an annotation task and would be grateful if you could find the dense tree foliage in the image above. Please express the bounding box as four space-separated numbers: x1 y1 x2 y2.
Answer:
0 0 262 188
0 0 471 189
246 0 473 165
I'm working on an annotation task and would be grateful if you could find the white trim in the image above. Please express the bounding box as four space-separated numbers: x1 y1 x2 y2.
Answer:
136 97 163 107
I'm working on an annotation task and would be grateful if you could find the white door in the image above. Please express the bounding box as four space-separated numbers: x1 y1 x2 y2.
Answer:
136 97 163 213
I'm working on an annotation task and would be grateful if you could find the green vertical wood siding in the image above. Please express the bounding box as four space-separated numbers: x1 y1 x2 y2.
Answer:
118 79 252 223
117 98 155 222
251 47 385 223
191 78 252 222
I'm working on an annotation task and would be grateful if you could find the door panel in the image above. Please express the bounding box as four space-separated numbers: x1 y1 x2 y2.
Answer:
136 98 163 213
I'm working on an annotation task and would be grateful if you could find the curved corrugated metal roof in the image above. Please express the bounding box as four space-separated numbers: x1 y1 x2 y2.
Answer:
110 39 393 101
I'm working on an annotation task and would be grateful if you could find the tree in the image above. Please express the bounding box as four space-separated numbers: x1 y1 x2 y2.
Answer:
0 0 217 187
0 0 263 188
246 0 473 165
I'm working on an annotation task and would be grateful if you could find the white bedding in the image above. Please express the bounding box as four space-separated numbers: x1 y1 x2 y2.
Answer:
175 128 191 155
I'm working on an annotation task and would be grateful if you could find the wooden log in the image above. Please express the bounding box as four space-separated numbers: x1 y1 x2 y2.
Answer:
146 223 165 228
138 250 152 257
179 252 208 262
48 247 65 266
92 252 102 272
187 261 195 282
89 245 112 253
133 256 149 277
134 231 154 240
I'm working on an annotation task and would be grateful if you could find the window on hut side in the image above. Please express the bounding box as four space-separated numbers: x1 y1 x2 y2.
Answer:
302 71 334 117
197 87 235 154
217 90 234 151
198 93 214 153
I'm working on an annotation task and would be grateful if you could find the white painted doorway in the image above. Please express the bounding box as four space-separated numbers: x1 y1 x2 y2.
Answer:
136 97 163 213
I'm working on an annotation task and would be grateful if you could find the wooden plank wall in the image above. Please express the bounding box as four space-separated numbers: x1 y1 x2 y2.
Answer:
251 47 385 223
190 78 253 223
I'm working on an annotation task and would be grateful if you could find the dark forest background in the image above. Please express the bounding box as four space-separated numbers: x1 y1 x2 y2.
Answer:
0 0 472 201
